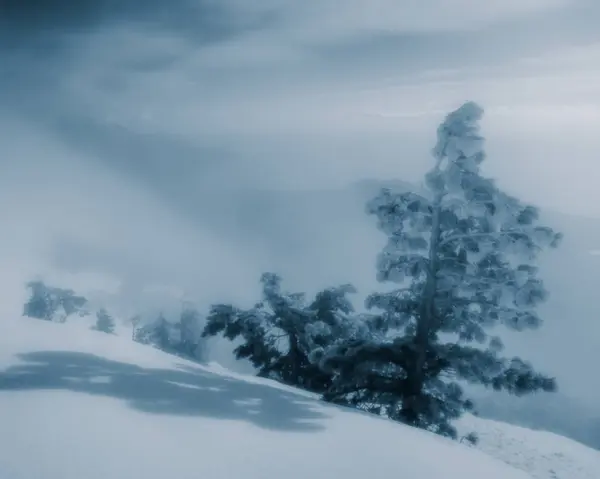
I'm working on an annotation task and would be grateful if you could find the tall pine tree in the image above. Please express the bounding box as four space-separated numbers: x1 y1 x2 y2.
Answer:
321 102 562 438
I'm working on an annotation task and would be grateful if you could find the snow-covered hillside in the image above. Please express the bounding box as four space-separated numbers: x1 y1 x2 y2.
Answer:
456 415 600 479
181 185 600 448
0 318 597 479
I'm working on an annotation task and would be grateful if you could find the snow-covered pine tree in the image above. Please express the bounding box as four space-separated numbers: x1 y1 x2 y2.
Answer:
174 304 205 361
202 273 358 392
151 314 172 351
304 284 372 363
130 315 142 341
23 280 88 322
23 281 52 320
93 308 116 334
321 102 562 438
135 313 173 350
132 316 153 344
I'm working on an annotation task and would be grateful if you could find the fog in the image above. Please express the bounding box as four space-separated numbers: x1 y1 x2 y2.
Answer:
1 0 600 443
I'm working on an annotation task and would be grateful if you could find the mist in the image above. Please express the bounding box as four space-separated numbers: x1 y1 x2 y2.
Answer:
2 0 600 445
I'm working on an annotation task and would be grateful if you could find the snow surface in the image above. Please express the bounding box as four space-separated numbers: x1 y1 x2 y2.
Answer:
0 318 596 479
456 415 600 479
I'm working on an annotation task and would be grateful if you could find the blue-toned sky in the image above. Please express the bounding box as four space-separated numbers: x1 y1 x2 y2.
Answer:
2 0 599 209
1 1 600 402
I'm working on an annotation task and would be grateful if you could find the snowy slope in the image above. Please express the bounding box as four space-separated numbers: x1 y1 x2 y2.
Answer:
0 319 588 479
456 415 600 479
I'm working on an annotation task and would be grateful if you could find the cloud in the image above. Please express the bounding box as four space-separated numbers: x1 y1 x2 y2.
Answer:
200 0 572 41
277 0 570 41
5 5 599 217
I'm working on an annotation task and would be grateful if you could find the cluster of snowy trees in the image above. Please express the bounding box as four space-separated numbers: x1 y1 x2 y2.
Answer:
22 283 206 362
23 280 89 323
201 102 562 439
132 304 207 362
23 281 116 333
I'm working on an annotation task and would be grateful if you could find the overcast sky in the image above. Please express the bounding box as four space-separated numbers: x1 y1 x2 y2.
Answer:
2 0 600 209
1 1 600 401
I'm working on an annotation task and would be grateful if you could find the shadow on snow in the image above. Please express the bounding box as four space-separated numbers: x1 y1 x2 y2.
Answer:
0 351 328 432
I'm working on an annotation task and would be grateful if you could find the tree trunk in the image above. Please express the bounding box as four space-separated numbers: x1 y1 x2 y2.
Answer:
402 191 443 424
288 332 301 386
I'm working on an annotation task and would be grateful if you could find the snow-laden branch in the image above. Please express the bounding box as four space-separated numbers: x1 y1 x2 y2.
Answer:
438 228 528 249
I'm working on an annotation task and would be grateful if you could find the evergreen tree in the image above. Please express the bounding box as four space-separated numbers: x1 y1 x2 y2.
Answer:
304 283 371 362
23 280 88 322
150 314 172 351
132 317 152 345
23 281 52 320
130 314 142 341
132 313 172 350
174 304 205 361
321 102 562 438
94 308 116 334
202 273 358 392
